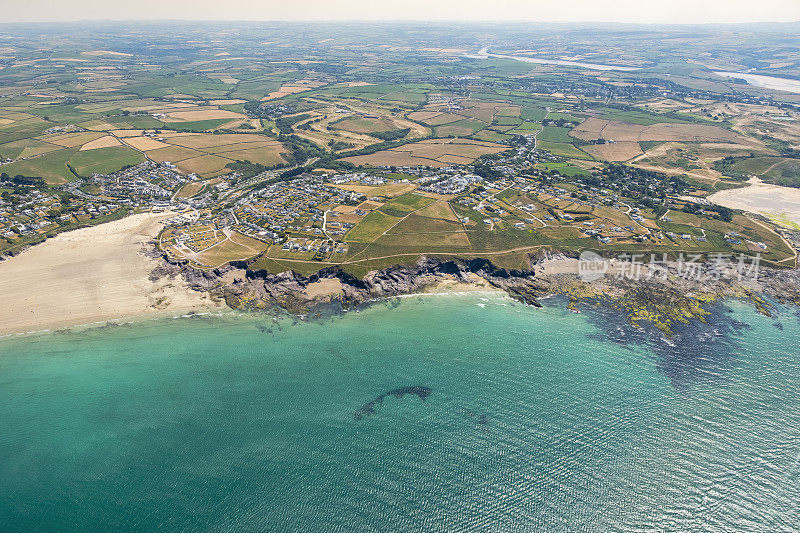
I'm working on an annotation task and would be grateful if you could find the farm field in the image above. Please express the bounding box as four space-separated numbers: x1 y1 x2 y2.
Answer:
330 116 396 134
583 142 643 161
537 141 591 160
262 80 327 100
0 94 293 180
570 118 757 144
342 138 506 167
344 211 402 242
0 128 288 183
120 133 289 177
0 142 146 183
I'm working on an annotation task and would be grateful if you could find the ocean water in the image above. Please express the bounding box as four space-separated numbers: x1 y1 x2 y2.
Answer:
1 294 799 531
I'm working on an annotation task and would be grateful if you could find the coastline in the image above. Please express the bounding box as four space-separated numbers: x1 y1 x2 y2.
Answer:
708 177 800 229
0 212 221 336
169 251 800 336
1 210 799 338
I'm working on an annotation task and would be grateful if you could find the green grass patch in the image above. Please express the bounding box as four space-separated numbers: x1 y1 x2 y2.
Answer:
105 115 165 129
551 165 591 177
508 121 541 134
520 106 547 122
0 147 78 183
594 107 684 126
378 193 436 217
537 141 592 160
657 220 705 237
164 119 231 132
344 210 402 243
68 146 146 177
382 91 428 104
0 139 61 159
473 130 511 142
493 116 522 127
538 126 574 143
435 118 487 136
385 214 464 235
546 112 583 122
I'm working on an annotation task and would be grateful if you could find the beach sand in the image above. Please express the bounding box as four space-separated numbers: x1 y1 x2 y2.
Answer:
425 273 499 293
709 177 800 228
0 212 220 335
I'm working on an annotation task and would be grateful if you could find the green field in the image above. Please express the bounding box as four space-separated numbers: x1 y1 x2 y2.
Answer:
105 115 165 129
520 106 548 122
0 143 147 183
164 119 231 132
378 193 436 217
546 112 584 123
537 141 592 160
594 108 686 126
435 118 487 137
0 148 78 183
69 146 146 177
473 130 511 142
493 116 522 127
538 126 574 143
386 214 464 235
344 211 402 242
542 164 591 177
508 121 541 134
0 139 61 160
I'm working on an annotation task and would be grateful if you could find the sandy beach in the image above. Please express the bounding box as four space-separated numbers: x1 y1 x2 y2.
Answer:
709 178 800 228
0 212 220 335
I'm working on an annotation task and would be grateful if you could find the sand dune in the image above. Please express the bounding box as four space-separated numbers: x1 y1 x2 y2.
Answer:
0 213 219 334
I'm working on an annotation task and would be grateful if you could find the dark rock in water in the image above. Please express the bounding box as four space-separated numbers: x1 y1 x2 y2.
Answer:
585 302 751 394
774 322 784 330
458 409 488 426
354 386 432 420
255 323 273 334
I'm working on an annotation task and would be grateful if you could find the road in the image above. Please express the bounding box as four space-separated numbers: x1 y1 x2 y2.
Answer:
322 209 334 241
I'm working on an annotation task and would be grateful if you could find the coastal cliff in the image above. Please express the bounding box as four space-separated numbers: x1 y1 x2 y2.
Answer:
150 242 800 336
152 255 550 312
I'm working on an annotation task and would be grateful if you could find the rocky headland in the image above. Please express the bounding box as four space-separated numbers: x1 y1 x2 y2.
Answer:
150 237 800 336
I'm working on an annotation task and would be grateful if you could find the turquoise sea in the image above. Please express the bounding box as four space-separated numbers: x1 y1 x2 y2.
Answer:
1 293 799 531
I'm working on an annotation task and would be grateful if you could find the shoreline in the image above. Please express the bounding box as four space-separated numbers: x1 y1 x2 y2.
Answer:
0 308 235 340
169 252 800 336
708 177 800 229
0 286 510 341
0 209 798 337
0 212 221 336
0 278 787 345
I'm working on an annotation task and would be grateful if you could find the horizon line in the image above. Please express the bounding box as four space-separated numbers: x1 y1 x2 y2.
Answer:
1 18 799 25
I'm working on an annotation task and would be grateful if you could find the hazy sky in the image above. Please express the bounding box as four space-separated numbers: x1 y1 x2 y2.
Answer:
3 0 800 24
